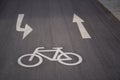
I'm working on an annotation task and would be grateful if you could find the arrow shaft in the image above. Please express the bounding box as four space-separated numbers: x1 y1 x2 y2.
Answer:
76 21 91 39
16 14 25 31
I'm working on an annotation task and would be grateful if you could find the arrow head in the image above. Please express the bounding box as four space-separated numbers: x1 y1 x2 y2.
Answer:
23 24 33 39
73 14 84 23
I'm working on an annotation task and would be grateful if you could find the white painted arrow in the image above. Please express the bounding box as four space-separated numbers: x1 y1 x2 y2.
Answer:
73 14 91 39
16 14 33 39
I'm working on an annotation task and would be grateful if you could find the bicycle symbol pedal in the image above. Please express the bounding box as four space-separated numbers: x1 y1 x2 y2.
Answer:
18 47 83 68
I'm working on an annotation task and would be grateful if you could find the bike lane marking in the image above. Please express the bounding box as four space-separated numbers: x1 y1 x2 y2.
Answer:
17 47 83 68
16 14 33 39
73 14 91 39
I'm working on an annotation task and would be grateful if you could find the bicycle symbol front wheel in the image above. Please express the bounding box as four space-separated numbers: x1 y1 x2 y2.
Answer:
58 52 83 66
18 54 43 68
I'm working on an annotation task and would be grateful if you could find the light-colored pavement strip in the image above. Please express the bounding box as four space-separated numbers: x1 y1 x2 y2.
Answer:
98 0 120 21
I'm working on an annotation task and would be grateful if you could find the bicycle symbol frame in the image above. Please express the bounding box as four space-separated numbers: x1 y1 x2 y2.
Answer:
18 47 83 68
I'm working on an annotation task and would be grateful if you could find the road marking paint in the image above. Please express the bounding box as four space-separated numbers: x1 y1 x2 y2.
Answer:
16 14 33 39
18 47 83 67
73 14 91 39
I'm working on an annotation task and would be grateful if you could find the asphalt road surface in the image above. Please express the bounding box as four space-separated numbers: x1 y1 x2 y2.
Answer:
0 0 120 80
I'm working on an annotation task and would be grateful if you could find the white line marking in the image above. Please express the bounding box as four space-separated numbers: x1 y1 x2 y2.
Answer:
16 14 33 39
18 47 83 67
73 14 91 39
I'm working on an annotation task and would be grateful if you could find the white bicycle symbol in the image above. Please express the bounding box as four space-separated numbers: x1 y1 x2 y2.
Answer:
18 47 83 68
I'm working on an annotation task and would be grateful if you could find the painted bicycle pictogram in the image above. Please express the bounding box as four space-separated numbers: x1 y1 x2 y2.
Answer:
18 47 83 68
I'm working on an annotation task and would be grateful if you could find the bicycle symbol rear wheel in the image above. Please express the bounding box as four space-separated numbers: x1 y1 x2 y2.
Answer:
58 52 82 66
18 54 43 68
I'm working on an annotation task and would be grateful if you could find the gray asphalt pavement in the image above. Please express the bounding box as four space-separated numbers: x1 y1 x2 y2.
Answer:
0 0 120 80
